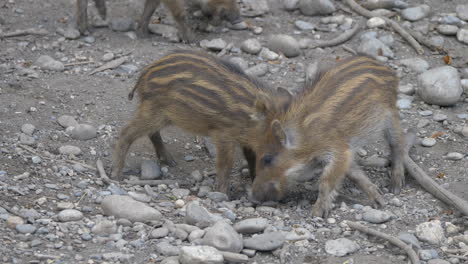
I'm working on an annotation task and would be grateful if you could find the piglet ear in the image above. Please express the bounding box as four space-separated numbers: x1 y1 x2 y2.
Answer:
271 119 296 149
253 92 272 120
276 87 292 111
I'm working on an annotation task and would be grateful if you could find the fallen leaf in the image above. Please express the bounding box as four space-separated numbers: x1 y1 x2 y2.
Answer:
57 17 67 23
443 55 451 65
443 209 454 215
378 48 383 56
336 56 341 61
436 172 445 179
268 60 281 64
430 131 444 138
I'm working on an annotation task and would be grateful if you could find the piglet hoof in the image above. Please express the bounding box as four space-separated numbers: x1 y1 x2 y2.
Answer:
311 203 329 218
373 194 387 209
110 170 123 181
160 157 177 167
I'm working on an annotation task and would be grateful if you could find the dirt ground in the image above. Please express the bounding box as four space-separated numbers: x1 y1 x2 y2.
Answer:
0 0 467 263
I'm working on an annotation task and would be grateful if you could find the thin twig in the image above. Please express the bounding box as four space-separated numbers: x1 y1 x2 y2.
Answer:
342 45 358 55
17 144 97 171
64 61 94 67
403 130 468 216
344 0 424 55
96 159 117 185
346 221 420 264
0 28 48 38
305 20 362 49
89 56 128 75
126 179 181 186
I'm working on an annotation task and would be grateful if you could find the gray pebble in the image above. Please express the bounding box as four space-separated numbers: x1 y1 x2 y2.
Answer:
445 152 463 160
243 232 285 251
234 218 268 234
58 115 78 128
59 145 82 155
35 55 64 72
325 238 360 257
102 53 115 62
156 241 180 256
56 27 80 40
81 233 92 241
58 209 83 222
191 170 203 182
397 98 412 109
401 5 431 21
299 0 335 16
266 34 301 58
398 232 421 249
185 202 220 228
428 259 451 264
19 133 35 145
31 156 42 164
399 57 429 73
436 25 459 35
21 124 35 136
101 195 162 222
179 246 223 264
70 124 97 140
399 84 415 95
419 249 439 260
362 209 392 224
295 20 315 30
259 48 279 61
150 227 169 239
16 224 36 234
419 110 433 116
200 39 227 51
457 29 468 45
433 113 448 121
110 17 135 32
141 160 161 180
358 36 393 59
241 39 262 55
418 66 463 106
117 64 138 75
246 63 269 77
203 221 243 252
416 220 445 245
92 220 117 236
184 155 195 162
421 138 437 147
456 5 468 21
83 36 95 43
228 57 248 70
206 192 228 202
148 24 179 42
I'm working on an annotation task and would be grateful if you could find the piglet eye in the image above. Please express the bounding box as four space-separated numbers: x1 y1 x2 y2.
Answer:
261 154 274 166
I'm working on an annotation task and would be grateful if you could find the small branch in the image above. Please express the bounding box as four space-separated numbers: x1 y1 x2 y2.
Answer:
346 221 420 264
406 29 445 53
64 61 94 67
89 56 128 75
96 159 117 185
126 179 182 186
342 45 357 55
344 0 424 55
306 21 362 49
0 28 48 38
404 130 468 216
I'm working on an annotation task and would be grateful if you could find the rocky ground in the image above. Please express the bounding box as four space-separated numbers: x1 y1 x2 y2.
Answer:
1 0 468 263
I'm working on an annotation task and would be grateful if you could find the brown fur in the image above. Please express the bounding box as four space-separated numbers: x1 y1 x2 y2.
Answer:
251 56 405 217
75 0 241 43
112 50 286 195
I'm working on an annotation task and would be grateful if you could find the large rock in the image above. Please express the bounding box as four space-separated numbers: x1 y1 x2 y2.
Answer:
200 39 227 51
101 195 162 222
243 232 285 251
202 221 243 253
58 115 78 128
57 209 83 222
140 160 161 180
179 246 223 264
299 0 336 16
401 5 431 21
325 238 360 257
416 220 445 245
266 34 300 58
417 66 462 106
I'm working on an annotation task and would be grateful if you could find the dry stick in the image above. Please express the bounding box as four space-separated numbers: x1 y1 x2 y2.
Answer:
342 45 358 55
17 144 97 171
126 179 181 186
346 221 420 264
64 61 94 67
404 130 468 216
408 29 445 53
89 56 128 75
307 21 362 48
0 28 48 38
96 159 117 185
344 0 424 55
